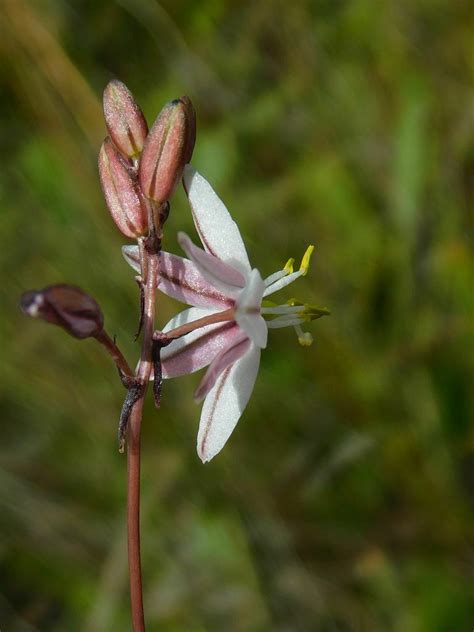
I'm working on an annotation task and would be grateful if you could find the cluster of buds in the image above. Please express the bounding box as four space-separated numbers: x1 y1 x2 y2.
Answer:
99 80 196 240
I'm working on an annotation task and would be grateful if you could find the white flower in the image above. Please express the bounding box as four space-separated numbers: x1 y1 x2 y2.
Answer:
123 166 327 462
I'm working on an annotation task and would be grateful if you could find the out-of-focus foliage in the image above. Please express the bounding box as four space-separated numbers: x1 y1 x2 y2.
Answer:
0 1 473 630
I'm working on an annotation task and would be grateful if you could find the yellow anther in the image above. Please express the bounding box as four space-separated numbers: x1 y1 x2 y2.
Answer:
284 258 295 274
299 245 315 276
298 332 314 346
286 297 302 307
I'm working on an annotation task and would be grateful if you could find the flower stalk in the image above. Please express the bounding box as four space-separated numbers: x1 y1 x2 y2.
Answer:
126 244 159 632
94 329 134 378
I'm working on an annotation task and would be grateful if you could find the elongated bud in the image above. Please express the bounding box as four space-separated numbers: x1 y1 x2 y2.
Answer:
139 96 195 203
99 137 149 238
180 95 196 164
20 284 104 339
103 80 148 158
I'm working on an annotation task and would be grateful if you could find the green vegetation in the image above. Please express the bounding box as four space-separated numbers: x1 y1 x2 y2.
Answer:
1 1 472 630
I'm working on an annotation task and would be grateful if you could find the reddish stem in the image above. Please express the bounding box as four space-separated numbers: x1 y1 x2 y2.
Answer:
127 246 159 631
94 329 134 377
127 395 145 632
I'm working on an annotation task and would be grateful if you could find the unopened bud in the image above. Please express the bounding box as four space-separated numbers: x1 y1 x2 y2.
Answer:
20 284 104 339
99 137 149 238
180 96 196 164
103 80 148 158
139 96 195 203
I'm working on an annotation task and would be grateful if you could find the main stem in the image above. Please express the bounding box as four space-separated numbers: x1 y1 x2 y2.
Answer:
127 395 145 632
127 245 159 632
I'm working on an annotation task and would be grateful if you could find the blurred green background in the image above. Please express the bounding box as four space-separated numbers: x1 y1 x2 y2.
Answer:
1 1 473 630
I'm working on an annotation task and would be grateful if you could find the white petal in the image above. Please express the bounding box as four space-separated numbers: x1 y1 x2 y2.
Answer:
162 306 212 333
194 331 250 401
235 312 267 348
159 250 233 308
161 322 242 379
236 268 265 309
159 307 229 378
123 247 233 308
197 344 261 463
177 232 244 299
122 245 140 273
183 165 251 275
234 268 268 348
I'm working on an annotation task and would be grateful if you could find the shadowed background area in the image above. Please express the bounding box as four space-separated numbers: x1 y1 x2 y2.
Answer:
1 1 473 630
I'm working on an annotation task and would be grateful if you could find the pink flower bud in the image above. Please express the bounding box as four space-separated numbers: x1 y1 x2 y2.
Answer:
103 80 148 158
20 284 104 339
139 96 195 203
99 137 149 238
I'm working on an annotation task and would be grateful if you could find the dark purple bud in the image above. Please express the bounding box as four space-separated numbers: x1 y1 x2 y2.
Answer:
139 96 195 203
20 284 104 339
103 80 148 158
99 137 149 238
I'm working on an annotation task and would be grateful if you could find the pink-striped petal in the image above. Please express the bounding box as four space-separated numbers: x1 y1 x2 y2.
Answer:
162 306 211 332
178 232 245 298
122 247 233 309
160 251 234 308
194 332 250 401
122 245 141 273
161 307 241 378
197 343 261 463
183 166 251 275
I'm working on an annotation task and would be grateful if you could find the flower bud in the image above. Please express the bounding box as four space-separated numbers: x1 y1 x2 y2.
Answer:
20 284 104 339
103 80 148 158
139 96 195 203
180 95 196 164
99 137 149 238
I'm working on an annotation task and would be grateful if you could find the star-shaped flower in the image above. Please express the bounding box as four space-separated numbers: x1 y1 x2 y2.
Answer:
123 166 328 462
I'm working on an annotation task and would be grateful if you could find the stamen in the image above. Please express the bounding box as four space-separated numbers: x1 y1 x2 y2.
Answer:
299 245 314 276
264 270 286 287
263 270 302 297
264 257 295 288
261 299 277 308
261 305 304 315
263 245 314 296
267 315 305 328
295 324 313 346
301 305 331 321
286 297 304 306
